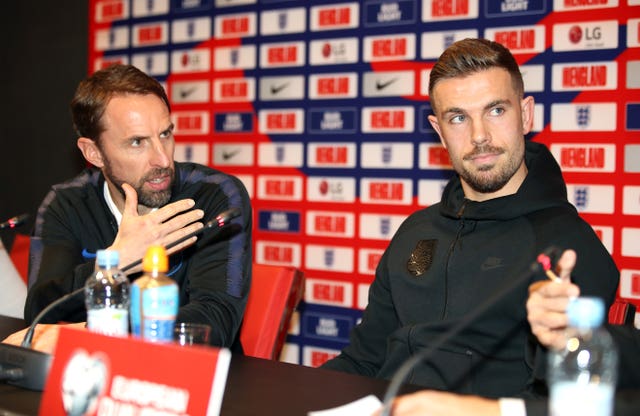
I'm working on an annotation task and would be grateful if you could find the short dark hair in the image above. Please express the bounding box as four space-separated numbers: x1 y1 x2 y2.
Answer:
428 38 524 112
70 64 170 143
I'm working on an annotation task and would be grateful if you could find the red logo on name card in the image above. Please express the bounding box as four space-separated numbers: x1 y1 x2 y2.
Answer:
428 147 451 166
137 25 163 45
367 253 382 271
494 29 535 50
313 282 345 303
221 16 250 36
267 45 299 65
372 38 407 58
266 113 296 130
631 273 640 296
316 146 348 164
221 80 249 99
318 7 351 27
431 0 469 17
371 110 405 128
368 182 404 201
560 146 605 168
40 327 230 416
314 215 347 233
562 65 607 87
264 245 294 263
97 0 125 21
317 76 350 95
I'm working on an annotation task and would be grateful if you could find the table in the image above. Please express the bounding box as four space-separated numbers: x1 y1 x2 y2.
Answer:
0 315 420 415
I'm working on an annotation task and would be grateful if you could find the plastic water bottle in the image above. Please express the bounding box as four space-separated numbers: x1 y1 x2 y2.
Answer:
548 296 618 416
84 249 130 336
130 245 178 342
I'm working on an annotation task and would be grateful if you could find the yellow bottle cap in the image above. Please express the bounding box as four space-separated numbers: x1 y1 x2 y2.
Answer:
142 245 169 273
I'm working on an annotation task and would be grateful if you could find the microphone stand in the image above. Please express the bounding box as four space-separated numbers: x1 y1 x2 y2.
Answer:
379 248 561 416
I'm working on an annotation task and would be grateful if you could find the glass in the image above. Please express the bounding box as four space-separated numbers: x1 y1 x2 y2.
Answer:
173 322 211 346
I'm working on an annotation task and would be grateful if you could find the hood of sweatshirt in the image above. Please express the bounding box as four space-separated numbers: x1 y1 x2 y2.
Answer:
439 140 571 221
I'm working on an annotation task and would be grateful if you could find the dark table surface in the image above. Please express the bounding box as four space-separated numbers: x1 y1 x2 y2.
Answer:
0 315 419 415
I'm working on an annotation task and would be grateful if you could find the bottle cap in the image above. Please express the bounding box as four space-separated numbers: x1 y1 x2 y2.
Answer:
142 245 169 273
96 249 119 268
567 296 605 328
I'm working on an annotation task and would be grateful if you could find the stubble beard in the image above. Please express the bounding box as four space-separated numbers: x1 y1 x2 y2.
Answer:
457 145 524 194
103 160 175 208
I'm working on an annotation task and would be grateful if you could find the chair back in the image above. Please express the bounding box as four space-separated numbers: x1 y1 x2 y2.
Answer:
240 263 304 360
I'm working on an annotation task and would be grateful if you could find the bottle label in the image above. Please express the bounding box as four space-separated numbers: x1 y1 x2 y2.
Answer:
130 284 178 342
549 382 614 416
87 308 129 337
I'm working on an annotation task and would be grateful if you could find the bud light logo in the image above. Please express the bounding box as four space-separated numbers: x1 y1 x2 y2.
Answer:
576 105 591 128
573 186 589 210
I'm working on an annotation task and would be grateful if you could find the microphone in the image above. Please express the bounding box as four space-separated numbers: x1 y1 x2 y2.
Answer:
0 213 29 230
0 207 242 391
379 247 562 416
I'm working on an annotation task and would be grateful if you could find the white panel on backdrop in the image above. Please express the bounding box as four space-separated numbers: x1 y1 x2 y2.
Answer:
362 33 416 61
625 145 640 173
309 37 360 65
306 177 356 203
551 62 617 91
421 30 478 59
132 0 169 17
550 143 616 173
212 143 254 166
171 80 210 104
131 52 168 76
171 48 211 73
484 25 545 54
305 245 354 274
362 71 415 97
307 143 357 168
421 0 479 21
214 12 257 39
95 27 129 51
213 78 256 103
360 142 414 169
171 17 211 43
551 103 617 132
257 175 303 201
521 65 545 92
260 76 305 101
566 184 615 214
552 20 619 52
174 143 208 165
309 73 358 100
95 0 129 22
359 214 405 240
623 186 640 215
591 226 614 255
258 142 304 167
260 7 307 35
214 45 257 71
309 3 360 32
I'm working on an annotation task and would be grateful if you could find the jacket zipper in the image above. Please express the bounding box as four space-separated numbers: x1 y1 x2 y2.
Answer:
442 200 468 320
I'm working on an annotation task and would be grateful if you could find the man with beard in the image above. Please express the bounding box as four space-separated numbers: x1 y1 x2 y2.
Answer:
321 38 619 399
15 64 252 351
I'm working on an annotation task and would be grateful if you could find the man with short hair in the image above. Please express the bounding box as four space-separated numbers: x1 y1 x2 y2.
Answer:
18 64 252 350
321 38 619 399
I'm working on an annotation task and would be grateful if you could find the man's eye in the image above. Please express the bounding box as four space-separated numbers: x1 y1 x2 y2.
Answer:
450 115 464 124
490 107 505 116
160 130 173 139
131 138 141 147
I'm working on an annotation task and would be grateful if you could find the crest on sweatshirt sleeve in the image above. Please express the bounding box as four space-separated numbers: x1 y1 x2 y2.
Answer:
407 239 437 277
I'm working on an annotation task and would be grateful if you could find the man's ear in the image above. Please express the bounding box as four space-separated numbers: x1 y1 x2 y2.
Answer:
427 114 447 149
77 137 104 168
521 95 535 135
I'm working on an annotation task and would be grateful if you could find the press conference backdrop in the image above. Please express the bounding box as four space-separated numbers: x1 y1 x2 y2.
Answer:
89 0 640 366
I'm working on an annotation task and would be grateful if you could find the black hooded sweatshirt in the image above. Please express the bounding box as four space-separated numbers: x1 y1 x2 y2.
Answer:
322 140 619 398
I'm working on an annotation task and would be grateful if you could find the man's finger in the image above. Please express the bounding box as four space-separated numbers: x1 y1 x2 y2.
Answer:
122 183 139 217
556 249 577 282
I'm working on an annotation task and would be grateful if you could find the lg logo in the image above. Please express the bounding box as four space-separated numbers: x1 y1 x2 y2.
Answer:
569 25 602 44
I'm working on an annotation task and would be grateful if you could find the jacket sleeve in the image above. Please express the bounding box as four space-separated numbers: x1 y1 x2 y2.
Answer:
174 174 253 348
320 248 398 377
24 191 98 325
